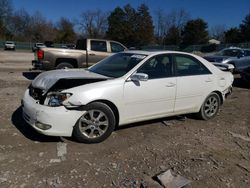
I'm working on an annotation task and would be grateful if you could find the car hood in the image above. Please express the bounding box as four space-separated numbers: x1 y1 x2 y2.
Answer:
32 69 109 92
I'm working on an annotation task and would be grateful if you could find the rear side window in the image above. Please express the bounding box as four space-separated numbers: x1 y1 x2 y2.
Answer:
90 40 107 52
174 54 211 76
110 42 125 52
244 50 250 56
223 49 241 56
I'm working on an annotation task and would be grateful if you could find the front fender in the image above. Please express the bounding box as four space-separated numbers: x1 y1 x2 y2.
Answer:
63 79 124 108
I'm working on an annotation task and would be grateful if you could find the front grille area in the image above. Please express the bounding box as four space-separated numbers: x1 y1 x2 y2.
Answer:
29 86 43 100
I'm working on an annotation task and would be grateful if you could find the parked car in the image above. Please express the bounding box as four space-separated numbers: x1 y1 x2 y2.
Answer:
32 43 46 52
22 51 233 143
240 66 250 84
4 41 15 50
223 55 250 73
203 47 245 63
32 38 127 70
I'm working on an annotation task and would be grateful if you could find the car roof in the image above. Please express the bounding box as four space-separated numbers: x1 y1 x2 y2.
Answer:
123 50 192 56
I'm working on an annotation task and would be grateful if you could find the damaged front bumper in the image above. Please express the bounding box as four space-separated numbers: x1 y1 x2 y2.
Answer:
22 89 84 137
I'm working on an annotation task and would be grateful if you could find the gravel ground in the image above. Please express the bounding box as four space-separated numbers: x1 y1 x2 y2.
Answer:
0 51 250 188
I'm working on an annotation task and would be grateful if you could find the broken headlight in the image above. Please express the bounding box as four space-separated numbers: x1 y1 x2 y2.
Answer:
44 92 72 107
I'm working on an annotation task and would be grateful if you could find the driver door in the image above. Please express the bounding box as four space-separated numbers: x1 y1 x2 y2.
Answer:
122 54 177 123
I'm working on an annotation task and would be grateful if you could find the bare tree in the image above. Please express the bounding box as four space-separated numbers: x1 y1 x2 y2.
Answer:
155 8 167 44
210 24 226 41
8 8 31 41
78 9 108 38
55 17 76 43
155 8 190 45
29 11 57 42
0 0 13 38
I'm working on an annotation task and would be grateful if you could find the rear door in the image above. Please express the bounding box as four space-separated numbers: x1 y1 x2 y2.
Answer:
173 54 214 113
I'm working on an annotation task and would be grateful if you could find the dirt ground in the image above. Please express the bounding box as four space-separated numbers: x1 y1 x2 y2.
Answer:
0 50 250 188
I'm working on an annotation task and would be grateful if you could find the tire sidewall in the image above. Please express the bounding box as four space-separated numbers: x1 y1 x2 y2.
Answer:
200 93 220 120
56 62 74 69
73 102 116 143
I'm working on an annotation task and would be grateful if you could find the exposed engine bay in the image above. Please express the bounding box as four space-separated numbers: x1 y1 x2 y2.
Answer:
29 78 107 105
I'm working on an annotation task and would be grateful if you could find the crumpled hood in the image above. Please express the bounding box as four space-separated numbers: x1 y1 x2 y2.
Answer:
32 69 109 91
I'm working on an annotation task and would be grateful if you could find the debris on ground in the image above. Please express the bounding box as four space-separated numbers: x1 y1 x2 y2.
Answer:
229 131 250 142
57 142 67 161
46 177 62 187
236 163 250 173
176 116 187 122
156 169 191 188
162 121 174 126
0 177 7 183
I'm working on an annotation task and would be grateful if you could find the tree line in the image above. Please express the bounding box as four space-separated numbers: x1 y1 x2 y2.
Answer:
0 0 249 47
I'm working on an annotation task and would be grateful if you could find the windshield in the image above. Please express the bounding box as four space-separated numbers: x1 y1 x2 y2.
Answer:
88 53 147 78
6 41 14 44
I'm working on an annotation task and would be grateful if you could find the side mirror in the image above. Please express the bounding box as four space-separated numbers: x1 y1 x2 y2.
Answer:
130 73 148 82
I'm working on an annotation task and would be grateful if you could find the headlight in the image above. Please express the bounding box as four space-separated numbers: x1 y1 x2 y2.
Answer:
44 92 72 107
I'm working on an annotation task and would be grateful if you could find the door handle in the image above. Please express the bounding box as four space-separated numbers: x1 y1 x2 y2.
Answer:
166 82 176 87
89 53 95 56
205 78 212 82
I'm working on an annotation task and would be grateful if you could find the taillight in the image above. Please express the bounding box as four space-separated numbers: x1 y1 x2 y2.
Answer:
37 49 44 60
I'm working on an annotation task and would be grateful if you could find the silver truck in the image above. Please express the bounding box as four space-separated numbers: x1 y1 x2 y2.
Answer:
32 39 127 70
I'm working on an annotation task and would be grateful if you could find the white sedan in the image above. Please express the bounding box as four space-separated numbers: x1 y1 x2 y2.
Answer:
22 51 234 143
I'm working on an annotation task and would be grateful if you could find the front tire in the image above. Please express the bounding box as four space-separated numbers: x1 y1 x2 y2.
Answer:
73 102 116 143
197 92 220 120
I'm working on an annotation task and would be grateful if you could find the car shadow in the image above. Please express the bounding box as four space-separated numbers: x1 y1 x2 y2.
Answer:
233 77 250 89
116 115 188 131
22 71 41 80
11 106 62 142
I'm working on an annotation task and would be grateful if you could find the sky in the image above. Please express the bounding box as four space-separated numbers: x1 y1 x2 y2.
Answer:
12 0 250 29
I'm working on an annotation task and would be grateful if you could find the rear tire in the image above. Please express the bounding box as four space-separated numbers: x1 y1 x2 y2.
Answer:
56 62 74 69
197 92 220 120
73 102 116 143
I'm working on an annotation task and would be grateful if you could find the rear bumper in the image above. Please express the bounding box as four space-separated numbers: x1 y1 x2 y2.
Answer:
223 86 233 99
32 60 42 69
32 60 52 70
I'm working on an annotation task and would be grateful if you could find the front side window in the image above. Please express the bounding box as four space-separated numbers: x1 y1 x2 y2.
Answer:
110 42 125 52
90 40 107 52
174 54 211 76
137 54 172 79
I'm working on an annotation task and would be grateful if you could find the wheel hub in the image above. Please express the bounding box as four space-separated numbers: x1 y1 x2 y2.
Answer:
79 110 109 139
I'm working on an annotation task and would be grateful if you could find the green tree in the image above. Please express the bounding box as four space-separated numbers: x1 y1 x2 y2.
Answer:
224 27 242 43
55 17 76 43
164 26 181 45
240 13 250 42
182 18 209 45
107 4 154 47
107 5 137 46
136 4 154 46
